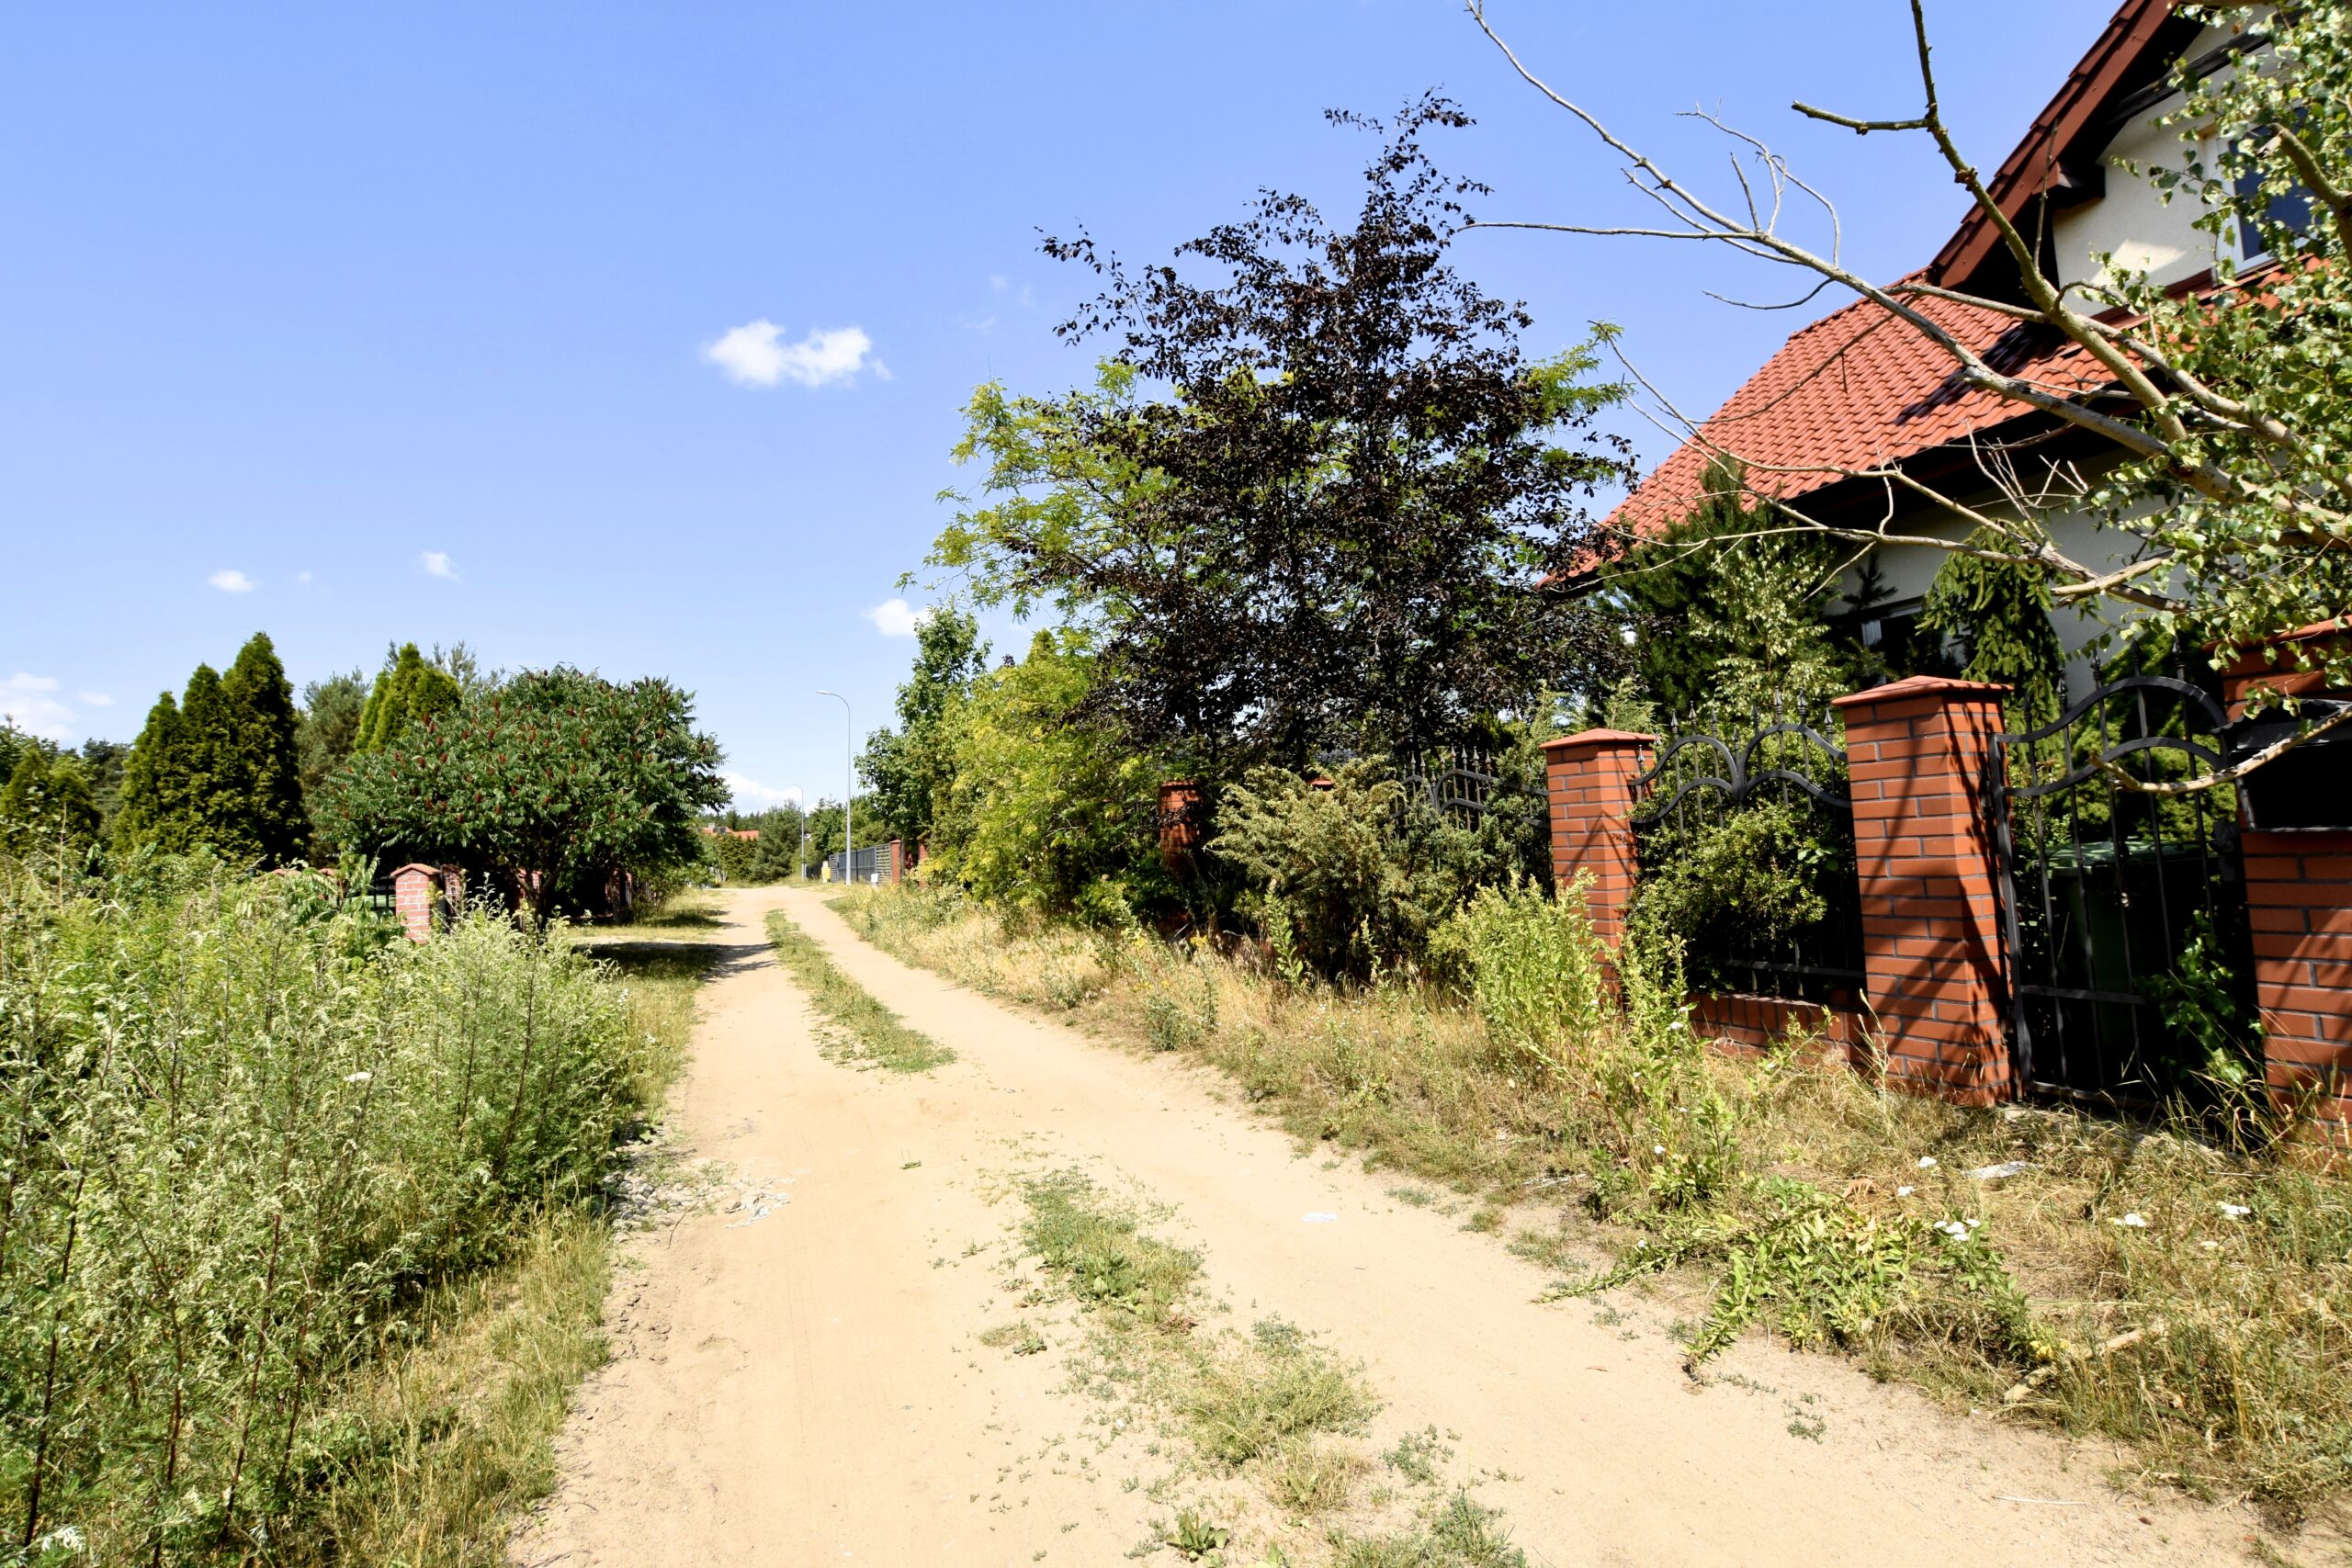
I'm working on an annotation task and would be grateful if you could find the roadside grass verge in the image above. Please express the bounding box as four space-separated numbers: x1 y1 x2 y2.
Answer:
284 1212 611 1567
763 907 955 1072
839 883 2352 1521
1011 1171 1510 1562
0 858 715 1564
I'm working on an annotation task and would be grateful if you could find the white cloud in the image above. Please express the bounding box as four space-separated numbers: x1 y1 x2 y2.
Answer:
865 597 934 637
209 569 254 593
421 551 458 581
77 691 112 706
723 773 804 808
296 570 314 585
1 673 74 741
703 321 880 388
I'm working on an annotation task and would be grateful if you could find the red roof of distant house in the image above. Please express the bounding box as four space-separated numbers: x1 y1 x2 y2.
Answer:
1608 282 2105 536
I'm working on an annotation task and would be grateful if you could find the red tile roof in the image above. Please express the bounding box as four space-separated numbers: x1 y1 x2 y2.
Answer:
1608 280 2106 536
1607 0 2199 540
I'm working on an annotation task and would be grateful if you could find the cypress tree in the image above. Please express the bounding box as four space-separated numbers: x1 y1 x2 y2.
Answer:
116 689 192 852
356 643 461 754
178 664 242 856
222 632 308 864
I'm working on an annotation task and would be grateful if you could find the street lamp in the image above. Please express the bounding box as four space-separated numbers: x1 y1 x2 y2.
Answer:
817 690 851 884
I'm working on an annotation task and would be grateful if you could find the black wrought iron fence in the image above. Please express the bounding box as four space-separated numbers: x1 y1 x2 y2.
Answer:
1397 746 1500 828
1987 674 2254 1101
1628 706 1866 1004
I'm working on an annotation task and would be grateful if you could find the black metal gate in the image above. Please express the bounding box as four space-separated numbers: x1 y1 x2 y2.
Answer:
1987 676 2255 1100
1629 709 1866 1004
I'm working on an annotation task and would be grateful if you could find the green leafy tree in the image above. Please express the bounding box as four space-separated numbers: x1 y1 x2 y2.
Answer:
356 642 462 754
298 670 368 807
933 97 1630 771
115 689 195 852
0 740 101 859
328 667 728 921
860 606 990 846
930 630 1166 919
1607 459 1878 724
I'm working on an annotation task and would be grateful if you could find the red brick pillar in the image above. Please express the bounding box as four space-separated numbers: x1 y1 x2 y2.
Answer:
2244 835 2352 1136
888 839 904 885
1831 677 2013 1105
391 863 438 943
1158 780 1204 875
1540 729 1656 951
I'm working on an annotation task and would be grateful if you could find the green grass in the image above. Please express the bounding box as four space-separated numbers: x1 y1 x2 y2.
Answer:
1019 1171 1200 1327
763 908 954 1073
283 1211 613 1567
1334 1492 1528 1567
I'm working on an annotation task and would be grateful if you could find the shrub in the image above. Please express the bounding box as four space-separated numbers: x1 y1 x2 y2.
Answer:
1429 876 1608 1075
0 856 661 1560
1210 761 1464 979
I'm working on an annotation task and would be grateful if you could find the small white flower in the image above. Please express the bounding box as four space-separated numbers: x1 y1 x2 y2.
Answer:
1652 1145 1667 1156
1917 1156 1938 1168
344 1070 372 1084
1635 1238 1648 1248
1936 1220 1971 1239
2112 1212 2150 1229
2218 1202 2252 1219
1896 1186 1917 1198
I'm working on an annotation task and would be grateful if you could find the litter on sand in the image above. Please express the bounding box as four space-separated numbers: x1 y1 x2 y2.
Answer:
1302 1212 1339 1224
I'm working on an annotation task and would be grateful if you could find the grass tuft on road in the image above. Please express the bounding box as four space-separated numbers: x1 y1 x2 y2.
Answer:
764 907 955 1073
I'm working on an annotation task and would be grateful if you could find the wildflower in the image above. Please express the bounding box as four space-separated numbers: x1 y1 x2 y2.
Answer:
2111 1213 2150 1229
1917 1156 1938 1168
2217 1202 2251 1219
344 1070 372 1084
1652 1145 1667 1156
1895 1186 1916 1198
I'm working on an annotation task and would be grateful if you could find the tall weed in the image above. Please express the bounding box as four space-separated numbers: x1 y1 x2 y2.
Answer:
0 857 662 1561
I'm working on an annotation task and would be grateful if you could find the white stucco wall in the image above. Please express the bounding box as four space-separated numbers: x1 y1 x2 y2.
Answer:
1843 478 2149 705
2052 23 2245 297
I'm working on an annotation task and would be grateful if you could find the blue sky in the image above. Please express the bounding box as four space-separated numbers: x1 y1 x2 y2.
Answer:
1 1 2109 807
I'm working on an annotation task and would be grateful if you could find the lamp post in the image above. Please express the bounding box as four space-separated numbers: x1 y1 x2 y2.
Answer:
817 690 851 884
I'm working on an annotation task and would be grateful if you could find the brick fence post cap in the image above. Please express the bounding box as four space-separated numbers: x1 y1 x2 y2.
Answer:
1831 675 2011 709
390 863 445 878
1541 728 1658 751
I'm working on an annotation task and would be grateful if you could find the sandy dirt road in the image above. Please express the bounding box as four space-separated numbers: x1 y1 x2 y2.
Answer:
512 886 2276 1568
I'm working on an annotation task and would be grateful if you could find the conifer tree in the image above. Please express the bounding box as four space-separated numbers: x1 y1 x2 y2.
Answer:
356 643 461 754
116 689 195 852
114 636 311 865
221 632 308 863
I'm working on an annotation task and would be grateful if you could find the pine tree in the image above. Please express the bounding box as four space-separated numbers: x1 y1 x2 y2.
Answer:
221 633 308 863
